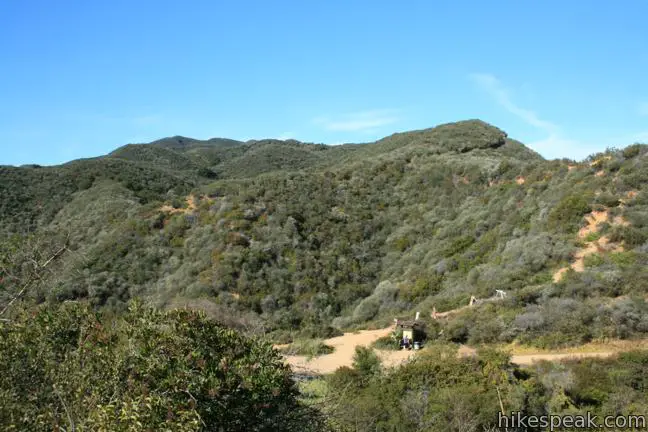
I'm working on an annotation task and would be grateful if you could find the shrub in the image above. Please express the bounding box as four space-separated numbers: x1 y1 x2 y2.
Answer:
594 192 620 207
622 144 647 159
351 280 399 323
584 231 602 242
548 195 592 233
583 253 605 268
609 226 648 248
326 366 361 392
371 334 400 351
278 339 335 359
352 346 382 380
0 302 326 431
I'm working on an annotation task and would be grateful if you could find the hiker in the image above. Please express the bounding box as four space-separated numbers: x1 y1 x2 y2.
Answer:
402 335 410 349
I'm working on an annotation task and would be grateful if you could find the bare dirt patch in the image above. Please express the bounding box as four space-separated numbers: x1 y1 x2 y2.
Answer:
159 195 200 214
590 156 612 168
282 327 413 374
553 208 625 282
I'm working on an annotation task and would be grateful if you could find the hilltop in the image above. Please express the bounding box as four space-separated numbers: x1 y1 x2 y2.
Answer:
1 119 647 350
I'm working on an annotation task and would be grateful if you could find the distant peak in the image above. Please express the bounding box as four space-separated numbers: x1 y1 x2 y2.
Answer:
377 118 508 153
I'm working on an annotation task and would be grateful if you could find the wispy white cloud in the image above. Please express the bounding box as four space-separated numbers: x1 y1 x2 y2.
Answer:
471 73 648 158
469 73 589 158
313 109 399 133
469 73 558 133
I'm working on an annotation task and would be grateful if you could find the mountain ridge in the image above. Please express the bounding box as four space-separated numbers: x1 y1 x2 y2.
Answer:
1 119 647 354
2 119 542 169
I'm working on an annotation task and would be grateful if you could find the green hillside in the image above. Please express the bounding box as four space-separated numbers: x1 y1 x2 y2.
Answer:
2 119 647 349
3 119 648 430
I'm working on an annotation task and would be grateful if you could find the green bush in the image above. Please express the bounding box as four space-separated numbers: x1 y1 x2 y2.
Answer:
278 339 334 359
548 195 592 233
610 226 648 248
622 144 647 159
371 334 400 350
326 366 361 392
352 346 382 380
0 302 326 431
583 253 605 267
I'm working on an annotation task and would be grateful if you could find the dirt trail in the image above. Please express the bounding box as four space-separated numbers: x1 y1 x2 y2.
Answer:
282 327 422 375
282 329 626 374
280 325 630 374
457 345 614 365
512 352 614 364
433 304 472 318
553 209 626 282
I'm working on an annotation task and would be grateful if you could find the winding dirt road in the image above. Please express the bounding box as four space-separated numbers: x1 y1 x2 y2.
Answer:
281 328 625 375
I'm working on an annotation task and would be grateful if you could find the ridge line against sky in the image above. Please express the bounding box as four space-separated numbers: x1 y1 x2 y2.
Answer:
1 1 647 166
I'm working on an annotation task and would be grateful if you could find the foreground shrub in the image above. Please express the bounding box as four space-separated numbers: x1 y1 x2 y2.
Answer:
0 302 326 431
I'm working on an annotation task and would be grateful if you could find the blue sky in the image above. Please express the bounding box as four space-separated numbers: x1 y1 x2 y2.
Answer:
1 1 647 165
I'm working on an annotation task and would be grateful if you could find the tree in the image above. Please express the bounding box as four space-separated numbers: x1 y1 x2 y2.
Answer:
0 231 70 318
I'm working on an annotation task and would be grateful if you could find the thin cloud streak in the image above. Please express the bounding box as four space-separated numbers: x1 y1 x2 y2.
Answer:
471 73 648 159
469 73 558 133
469 73 588 159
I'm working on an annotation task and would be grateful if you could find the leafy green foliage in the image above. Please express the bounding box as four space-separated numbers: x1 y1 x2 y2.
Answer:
0 302 326 431
371 334 400 350
321 345 648 431
352 346 382 381
548 194 592 233
278 339 334 358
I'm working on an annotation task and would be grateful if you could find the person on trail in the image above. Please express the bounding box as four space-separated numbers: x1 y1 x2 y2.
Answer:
402 335 410 349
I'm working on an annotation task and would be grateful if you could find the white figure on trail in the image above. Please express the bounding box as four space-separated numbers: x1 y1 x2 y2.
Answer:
469 296 477 306
495 289 507 299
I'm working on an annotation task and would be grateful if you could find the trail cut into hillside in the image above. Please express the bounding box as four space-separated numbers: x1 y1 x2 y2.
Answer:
279 309 643 373
553 208 628 282
280 324 637 373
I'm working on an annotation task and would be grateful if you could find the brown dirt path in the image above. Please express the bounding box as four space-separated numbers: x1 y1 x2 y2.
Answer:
553 209 626 282
279 326 633 374
282 327 420 374
511 352 614 365
457 345 615 365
